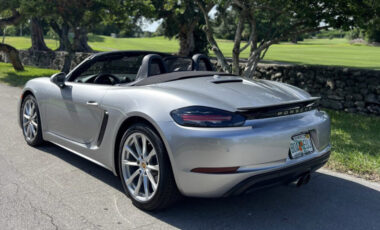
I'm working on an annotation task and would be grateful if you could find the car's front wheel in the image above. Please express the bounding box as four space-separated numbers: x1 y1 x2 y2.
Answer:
118 123 180 211
21 95 44 146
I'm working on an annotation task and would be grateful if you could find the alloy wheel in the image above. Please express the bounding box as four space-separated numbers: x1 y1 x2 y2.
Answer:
121 132 160 202
22 99 38 141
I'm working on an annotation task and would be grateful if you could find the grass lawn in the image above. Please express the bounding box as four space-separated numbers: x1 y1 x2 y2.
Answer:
0 62 379 181
2 36 380 69
326 110 380 181
0 62 57 87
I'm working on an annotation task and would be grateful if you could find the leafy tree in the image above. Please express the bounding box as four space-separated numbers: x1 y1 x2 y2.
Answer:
366 24 380 43
363 1 380 43
29 17 51 51
20 0 70 52
101 0 156 37
154 23 165 36
213 8 307 43
196 0 372 77
15 1 51 51
0 0 24 71
344 1 379 43
151 0 208 56
90 23 121 36
21 0 115 53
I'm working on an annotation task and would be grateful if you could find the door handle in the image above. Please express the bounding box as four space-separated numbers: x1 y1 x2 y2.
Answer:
86 101 99 107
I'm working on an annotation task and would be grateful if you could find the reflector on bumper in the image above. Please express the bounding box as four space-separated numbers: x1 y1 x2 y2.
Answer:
191 167 239 174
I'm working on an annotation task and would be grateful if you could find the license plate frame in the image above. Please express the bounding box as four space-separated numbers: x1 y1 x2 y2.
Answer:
289 133 314 159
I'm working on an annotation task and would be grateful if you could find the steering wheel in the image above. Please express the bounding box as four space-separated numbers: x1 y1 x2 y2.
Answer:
93 73 120 85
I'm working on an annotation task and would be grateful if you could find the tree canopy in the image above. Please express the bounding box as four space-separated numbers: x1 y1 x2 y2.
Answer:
1 0 377 73
0 0 24 71
149 0 208 56
361 0 380 43
196 0 374 77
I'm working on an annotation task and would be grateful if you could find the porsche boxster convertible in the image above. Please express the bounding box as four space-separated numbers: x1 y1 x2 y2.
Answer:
19 51 331 210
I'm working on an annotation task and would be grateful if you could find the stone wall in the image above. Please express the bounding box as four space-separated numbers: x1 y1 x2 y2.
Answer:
0 50 93 71
252 64 380 115
1 50 379 115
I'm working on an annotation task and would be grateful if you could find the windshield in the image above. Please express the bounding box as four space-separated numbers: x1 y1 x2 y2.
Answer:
70 54 146 84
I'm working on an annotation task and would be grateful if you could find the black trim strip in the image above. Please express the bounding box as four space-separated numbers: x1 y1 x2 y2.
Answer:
238 98 320 119
96 111 109 146
223 151 330 197
212 79 243 84
237 97 319 111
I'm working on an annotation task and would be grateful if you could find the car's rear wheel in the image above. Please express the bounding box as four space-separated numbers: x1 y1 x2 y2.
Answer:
118 123 180 211
21 95 44 146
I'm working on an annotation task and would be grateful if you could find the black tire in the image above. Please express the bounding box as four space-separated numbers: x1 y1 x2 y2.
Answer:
118 123 181 211
20 95 44 146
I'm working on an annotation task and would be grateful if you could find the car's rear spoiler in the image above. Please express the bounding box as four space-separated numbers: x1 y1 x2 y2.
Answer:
237 97 320 119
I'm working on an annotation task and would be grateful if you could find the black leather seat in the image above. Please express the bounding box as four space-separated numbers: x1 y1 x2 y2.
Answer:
136 54 168 80
192 54 215 71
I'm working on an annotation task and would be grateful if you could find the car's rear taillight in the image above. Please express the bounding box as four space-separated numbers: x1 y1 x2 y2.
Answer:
170 106 246 127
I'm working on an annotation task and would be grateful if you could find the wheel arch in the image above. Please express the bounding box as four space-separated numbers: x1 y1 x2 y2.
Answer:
18 89 36 128
113 115 174 178
21 89 35 99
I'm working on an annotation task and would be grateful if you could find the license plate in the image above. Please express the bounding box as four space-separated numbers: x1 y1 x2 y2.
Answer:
289 133 314 159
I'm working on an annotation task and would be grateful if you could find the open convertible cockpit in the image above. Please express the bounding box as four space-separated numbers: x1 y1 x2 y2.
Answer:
66 51 216 85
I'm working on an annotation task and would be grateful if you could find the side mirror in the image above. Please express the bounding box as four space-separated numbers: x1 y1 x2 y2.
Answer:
50 72 66 88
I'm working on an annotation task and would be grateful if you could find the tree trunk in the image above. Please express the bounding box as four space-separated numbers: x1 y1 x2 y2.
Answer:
0 43 24 71
243 42 272 78
291 35 298 44
50 21 71 52
243 52 260 79
29 18 51 51
73 27 92 52
61 51 75 74
2 28 5 43
232 16 244 75
196 1 230 73
178 23 195 57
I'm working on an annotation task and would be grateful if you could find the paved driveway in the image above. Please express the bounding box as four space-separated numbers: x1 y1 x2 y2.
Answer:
0 83 379 230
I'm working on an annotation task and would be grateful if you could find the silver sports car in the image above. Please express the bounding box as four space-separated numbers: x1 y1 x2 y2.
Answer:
19 51 331 210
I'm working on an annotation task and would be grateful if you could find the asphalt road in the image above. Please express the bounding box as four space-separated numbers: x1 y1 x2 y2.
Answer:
0 83 380 230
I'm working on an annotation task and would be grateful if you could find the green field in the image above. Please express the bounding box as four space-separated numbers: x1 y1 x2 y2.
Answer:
0 62 379 181
3 35 380 69
0 62 57 87
326 110 380 181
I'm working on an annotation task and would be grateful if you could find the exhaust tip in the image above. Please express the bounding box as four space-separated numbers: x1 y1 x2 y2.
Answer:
296 176 304 187
303 173 311 185
295 173 311 187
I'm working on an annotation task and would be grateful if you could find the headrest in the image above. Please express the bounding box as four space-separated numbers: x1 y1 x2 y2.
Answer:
136 54 168 80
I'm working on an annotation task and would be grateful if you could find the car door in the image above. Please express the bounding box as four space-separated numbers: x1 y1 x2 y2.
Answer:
44 53 145 146
44 57 114 145
45 82 108 145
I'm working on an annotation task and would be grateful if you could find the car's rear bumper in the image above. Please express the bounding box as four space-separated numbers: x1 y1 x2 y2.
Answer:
171 145 331 197
158 110 331 197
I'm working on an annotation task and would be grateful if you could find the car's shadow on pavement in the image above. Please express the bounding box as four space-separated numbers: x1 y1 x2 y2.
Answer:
38 143 380 230
37 143 125 192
